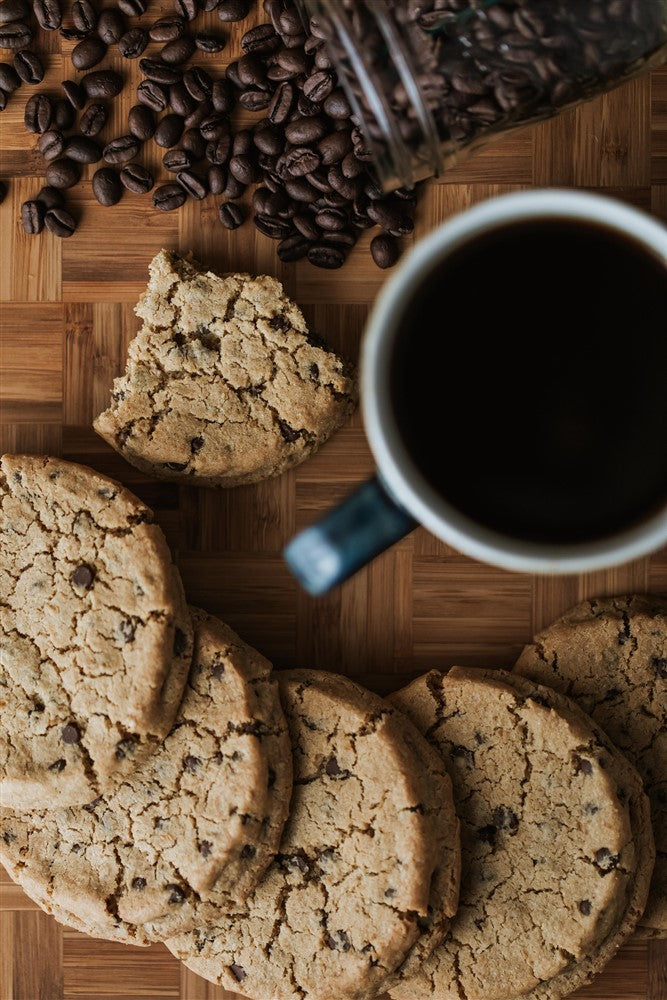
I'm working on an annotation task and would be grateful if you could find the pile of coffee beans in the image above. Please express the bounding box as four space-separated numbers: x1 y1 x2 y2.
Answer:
0 0 417 266
327 0 667 180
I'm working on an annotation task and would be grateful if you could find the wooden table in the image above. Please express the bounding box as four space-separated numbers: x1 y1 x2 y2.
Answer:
1 4 666 997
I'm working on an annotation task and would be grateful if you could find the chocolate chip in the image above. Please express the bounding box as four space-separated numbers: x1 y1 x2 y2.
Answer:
574 755 594 776
384 887 396 898
199 841 212 857
61 723 80 744
241 844 256 859
184 755 201 772
2 831 16 844
579 899 592 915
211 663 225 680
492 806 519 832
452 745 474 764
71 564 95 589
165 460 188 471
117 619 136 643
277 418 301 443
267 767 276 788
83 796 103 812
595 847 619 871
190 435 204 454
325 929 350 951
132 877 146 890
115 734 139 760
229 963 247 982
477 824 497 846
167 884 186 904
49 758 67 771
652 657 667 679
325 755 346 778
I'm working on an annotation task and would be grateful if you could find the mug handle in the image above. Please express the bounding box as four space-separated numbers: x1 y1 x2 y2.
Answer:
283 475 418 595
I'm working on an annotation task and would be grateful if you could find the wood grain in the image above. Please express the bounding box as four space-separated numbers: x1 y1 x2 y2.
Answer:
1 3 666 996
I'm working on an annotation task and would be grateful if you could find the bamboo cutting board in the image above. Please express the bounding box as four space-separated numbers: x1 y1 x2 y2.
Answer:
1 4 667 996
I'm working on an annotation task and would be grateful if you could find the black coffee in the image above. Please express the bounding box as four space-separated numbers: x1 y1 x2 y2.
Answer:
391 218 667 545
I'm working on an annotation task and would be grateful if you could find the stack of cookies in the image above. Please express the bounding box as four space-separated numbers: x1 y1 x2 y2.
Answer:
1 453 664 1000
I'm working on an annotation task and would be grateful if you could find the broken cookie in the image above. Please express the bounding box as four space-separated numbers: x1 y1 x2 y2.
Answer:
94 250 357 487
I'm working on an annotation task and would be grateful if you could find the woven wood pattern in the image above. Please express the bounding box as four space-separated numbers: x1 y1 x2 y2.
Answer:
1 2 666 994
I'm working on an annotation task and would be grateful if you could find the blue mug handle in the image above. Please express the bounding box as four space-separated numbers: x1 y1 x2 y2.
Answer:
283 475 418 595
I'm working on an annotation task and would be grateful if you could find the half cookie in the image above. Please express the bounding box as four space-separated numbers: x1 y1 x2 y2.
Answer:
388 667 654 1000
94 250 357 487
513 594 667 937
0 454 192 810
0 609 292 944
167 669 460 1000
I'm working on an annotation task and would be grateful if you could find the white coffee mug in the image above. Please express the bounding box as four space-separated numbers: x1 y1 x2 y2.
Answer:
285 189 667 594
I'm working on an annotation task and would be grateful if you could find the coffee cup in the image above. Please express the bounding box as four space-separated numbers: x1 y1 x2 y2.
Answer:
284 189 667 595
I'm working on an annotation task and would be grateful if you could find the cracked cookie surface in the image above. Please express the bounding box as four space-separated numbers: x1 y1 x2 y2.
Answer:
166 669 461 1000
513 594 666 937
0 454 192 810
0 608 292 944
388 667 653 1000
94 250 357 488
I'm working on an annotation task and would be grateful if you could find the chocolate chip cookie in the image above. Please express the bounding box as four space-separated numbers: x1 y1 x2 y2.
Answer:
94 250 357 487
513 594 666 937
0 454 192 810
166 669 461 1000
0 608 292 944
388 667 654 1000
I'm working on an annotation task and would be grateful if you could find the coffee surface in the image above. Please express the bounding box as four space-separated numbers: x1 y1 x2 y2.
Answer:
391 219 667 544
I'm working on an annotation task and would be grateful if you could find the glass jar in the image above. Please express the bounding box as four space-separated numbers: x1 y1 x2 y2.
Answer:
296 0 667 191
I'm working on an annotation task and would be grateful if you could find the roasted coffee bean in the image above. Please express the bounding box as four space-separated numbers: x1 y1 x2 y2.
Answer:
152 182 186 210
97 8 123 43
277 233 310 261
13 48 41 82
52 97 75 128
239 89 271 111
237 52 266 87
72 35 106 70
21 198 44 234
319 130 353 166
137 80 168 111
207 163 225 193
229 153 260 185
275 47 308 75
183 66 212 102
367 199 414 236
62 79 86 109
283 146 320 177
177 167 207 199
0 179 6 203
168 81 197 117
205 134 231 165
72 0 97 33
285 116 327 145
198 0 217 11
0 0 29 23
83 69 123 98
184 97 211 127
45 157 80 188
118 27 148 58
199 111 228 141
253 122 283 156
221 173 244 198
194 32 225 52
163 146 190 171
79 102 107 136
154 112 184 148
303 69 334 104
323 229 355 249
267 80 293 124
65 135 102 163
118 0 145 15
25 93 52 133
33 0 61 31
120 162 153 193
209 78 233 114
103 134 139 163
45 205 75 236
92 165 121 204
241 23 278 54
284 177 318 203
161 35 195 64
173 0 197 22
0 22 32 50
218 201 245 229
217 0 250 22
128 102 155 139
232 128 252 156
149 15 184 42
36 184 64 209
0 88 7 109
225 59 242 89
139 57 182 86
252 186 285 215
315 207 347 231
254 214 292 240
323 89 351 119
60 25 87 40
180 127 205 159
308 243 344 269
38 129 64 160
0 62 19 91
293 211 320 241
